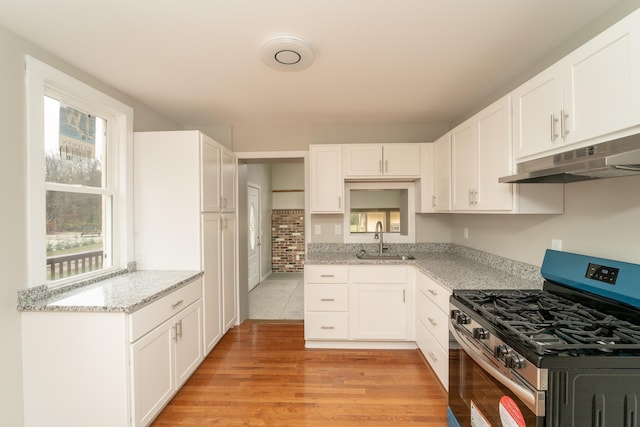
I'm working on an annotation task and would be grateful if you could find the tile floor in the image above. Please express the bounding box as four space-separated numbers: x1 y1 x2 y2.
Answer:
248 272 304 320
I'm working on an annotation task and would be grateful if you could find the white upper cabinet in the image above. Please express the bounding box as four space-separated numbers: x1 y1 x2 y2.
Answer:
201 136 221 212
221 147 236 212
513 9 640 161
309 144 344 213
343 143 420 178
451 118 478 211
433 133 452 212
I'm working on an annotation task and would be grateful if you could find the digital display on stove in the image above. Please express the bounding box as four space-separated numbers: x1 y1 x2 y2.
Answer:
586 262 619 285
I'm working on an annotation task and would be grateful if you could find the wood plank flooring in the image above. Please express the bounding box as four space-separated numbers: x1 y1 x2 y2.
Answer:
151 321 448 426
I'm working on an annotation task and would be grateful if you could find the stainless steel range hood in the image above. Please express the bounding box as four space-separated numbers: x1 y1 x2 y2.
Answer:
499 134 640 183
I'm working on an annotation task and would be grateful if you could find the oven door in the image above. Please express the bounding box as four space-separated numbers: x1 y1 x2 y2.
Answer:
449 329 545 427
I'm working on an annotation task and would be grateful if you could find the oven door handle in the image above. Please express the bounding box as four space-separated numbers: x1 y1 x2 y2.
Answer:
450 324 545 416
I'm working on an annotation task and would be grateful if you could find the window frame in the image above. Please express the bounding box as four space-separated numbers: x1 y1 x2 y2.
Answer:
343 181 415 244
26 56 134 288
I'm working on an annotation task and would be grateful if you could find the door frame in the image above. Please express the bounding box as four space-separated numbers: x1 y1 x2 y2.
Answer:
247 182 262 291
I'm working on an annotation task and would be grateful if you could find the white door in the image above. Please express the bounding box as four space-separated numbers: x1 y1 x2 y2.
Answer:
247 184 261 291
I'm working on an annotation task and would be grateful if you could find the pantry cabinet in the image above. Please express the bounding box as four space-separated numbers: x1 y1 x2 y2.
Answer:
134 130 237 355
309 144 344 213
343 143 421 178
513 9 640 161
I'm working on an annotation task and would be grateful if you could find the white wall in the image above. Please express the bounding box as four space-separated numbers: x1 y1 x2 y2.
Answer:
233 122 448 152
0 24 183 427
450 176 640 266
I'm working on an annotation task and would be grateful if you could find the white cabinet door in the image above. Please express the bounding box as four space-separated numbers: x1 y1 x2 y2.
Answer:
476 96 513 211
563 10 640 146
221 148 236 212
416 143 434 213
343 144 383 177
309 144 344 213
512 64 564 160
131 318 175 427
201 135 221 212
202 214 222 353
433 133 451 212
222 214 237 332
175 301 204 387
451 119 477 211
383 144 421 177
350 284 407 340
343 143 421 178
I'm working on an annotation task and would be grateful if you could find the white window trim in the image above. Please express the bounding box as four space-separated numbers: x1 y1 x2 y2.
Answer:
26 56 134 288
343 181 416 244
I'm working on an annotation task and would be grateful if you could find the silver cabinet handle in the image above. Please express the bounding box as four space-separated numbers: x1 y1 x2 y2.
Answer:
171 299 184 309
320 298 335 302
338 196 341 209
320 274 334 278
561 109 570 138
428 317 438 327
428 289 438 296
177 319 183 339
550 114 559 141
385 160 388 173
427 351 438 362
172 325 178 341
320 326 335 330
432 195 437 208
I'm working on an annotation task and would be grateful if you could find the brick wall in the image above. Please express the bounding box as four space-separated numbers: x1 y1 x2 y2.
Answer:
271 209 304 272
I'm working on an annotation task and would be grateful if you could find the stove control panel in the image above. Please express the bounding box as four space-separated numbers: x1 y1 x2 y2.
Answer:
586 262 619 285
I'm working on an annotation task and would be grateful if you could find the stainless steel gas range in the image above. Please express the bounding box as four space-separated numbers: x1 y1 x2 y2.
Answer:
448 249 640 427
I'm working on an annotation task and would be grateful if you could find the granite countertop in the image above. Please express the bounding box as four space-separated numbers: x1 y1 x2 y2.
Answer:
305 245 542 292
18 270 203 313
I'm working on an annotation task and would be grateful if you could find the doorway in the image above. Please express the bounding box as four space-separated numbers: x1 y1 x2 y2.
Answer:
236 154 308 322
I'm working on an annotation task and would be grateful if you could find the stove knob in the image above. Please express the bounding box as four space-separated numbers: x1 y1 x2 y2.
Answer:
455 312 471 325
473 328 489 339
506 354 526 369
494 344 511 360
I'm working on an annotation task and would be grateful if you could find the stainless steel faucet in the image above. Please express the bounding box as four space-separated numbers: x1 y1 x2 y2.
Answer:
374 220 385 255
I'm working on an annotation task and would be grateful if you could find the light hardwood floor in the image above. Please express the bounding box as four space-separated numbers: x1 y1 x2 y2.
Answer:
151 321 448 426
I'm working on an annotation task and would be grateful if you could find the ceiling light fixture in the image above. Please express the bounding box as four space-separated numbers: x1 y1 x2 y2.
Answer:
261 35 314 71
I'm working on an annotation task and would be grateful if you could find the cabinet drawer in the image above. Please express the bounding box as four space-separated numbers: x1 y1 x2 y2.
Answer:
416 322 448 390
417 290 450 349
305 312 349 340
416 272 450 311
129 279 202 342
350 265 407 284
305 265 349 283
306 284 348 311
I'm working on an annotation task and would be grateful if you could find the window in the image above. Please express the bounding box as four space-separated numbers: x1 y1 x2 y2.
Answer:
26 57 133 288
343 182 415 244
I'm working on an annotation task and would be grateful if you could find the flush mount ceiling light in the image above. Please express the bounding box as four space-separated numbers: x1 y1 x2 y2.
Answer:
261 35 314 71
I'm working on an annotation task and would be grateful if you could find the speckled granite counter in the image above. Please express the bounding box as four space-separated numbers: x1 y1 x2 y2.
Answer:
305 243 542 291
17 270 203 313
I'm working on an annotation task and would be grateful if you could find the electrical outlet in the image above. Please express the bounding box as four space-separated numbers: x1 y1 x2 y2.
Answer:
463 227 469 240
334 224 342 235
551 239 562 250
314 224 321 235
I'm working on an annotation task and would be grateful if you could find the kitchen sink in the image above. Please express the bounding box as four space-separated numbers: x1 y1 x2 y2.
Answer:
355 253 415 261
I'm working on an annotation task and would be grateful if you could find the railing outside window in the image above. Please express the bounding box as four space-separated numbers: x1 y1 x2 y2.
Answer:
47 250 103 280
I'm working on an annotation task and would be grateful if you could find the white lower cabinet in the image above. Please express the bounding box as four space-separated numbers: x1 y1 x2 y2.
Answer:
304 265 414 348
21 278 204 427
415 270 451 390
131 298 203 426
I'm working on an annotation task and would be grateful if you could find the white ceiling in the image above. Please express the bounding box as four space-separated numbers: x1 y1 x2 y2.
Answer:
0 0 625 128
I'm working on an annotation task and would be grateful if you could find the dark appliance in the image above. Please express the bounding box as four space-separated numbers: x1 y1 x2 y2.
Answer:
448 249 640 427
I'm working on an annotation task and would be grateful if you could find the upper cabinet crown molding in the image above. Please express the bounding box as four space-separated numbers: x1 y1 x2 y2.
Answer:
512 9 640 162
343 143 421 179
